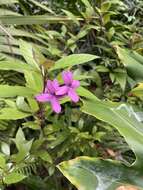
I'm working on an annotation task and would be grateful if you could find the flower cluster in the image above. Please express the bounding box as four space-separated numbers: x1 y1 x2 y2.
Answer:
35 71 80 113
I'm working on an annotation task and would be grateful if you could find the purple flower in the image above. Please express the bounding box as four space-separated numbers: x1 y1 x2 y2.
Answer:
35 80 64 113
56 71 80 102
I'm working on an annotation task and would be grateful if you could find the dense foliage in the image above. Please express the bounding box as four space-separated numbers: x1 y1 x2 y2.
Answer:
0 0 143 189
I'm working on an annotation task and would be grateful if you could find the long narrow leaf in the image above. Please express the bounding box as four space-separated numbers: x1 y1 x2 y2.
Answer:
0 15 83 25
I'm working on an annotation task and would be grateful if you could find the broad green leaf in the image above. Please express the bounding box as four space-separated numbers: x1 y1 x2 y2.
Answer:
113 68 127 91
101 2 111 12
16 96 31 112
36 151 53 163
19 40 40 70
24 71 43 92
50 54 99 71
131 83 143 98
0 60 33 73
82 100 143 168
27 98 39 112
15 128 25 146
77 86 99 101
0 108 31 120
12 128 33 162
115 46 143 82
58 156 143 190
23 121 40 130
0 15 83 25
4 172 26 185
80 0 94 17
0 85 36 97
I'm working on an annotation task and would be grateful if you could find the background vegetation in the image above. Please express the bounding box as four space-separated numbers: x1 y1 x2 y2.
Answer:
0 0 143 189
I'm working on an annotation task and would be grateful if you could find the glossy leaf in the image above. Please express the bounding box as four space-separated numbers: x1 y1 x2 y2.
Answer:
82 100 143 168
58 156 143 190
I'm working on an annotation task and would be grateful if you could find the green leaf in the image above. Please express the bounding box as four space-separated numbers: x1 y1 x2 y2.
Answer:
0 85 36 97
82 100 143 168
23 121 40 130
0 0 18 5
24 71 43 92
77 86 99 101
0 154 6 168
36 151 53 163
113 68 127 91
27 0 55 14
62 9 79 25
1 142 10 156
4 172 26 185
27 98 39 112
0 27 47 46
0 9 21 16
58 156 143 190
0 108 31 120
115 46 143 82
131 83 143 99
0 60 34 73
101 2 111 12
12 128 33 162
19 40 40 70
50 54 99 71
0 15 83 25
15 127 25 144
16 96 31 112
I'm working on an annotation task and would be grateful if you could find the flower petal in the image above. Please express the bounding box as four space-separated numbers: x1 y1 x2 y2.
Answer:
35 93 51 102
50 97 61 113
52 79 59 91
45 80 55 93
62 71 73 85
56 86 68 95
68 88 79 103
71 80 80 89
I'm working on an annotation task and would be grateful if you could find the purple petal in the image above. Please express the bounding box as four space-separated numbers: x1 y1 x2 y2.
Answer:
35 93 51 102
56 86 68 96
50 97 61 113
71 80 80 89
62 71 73 85
68 88 79 103
45 80 55 94
52 79 59 90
